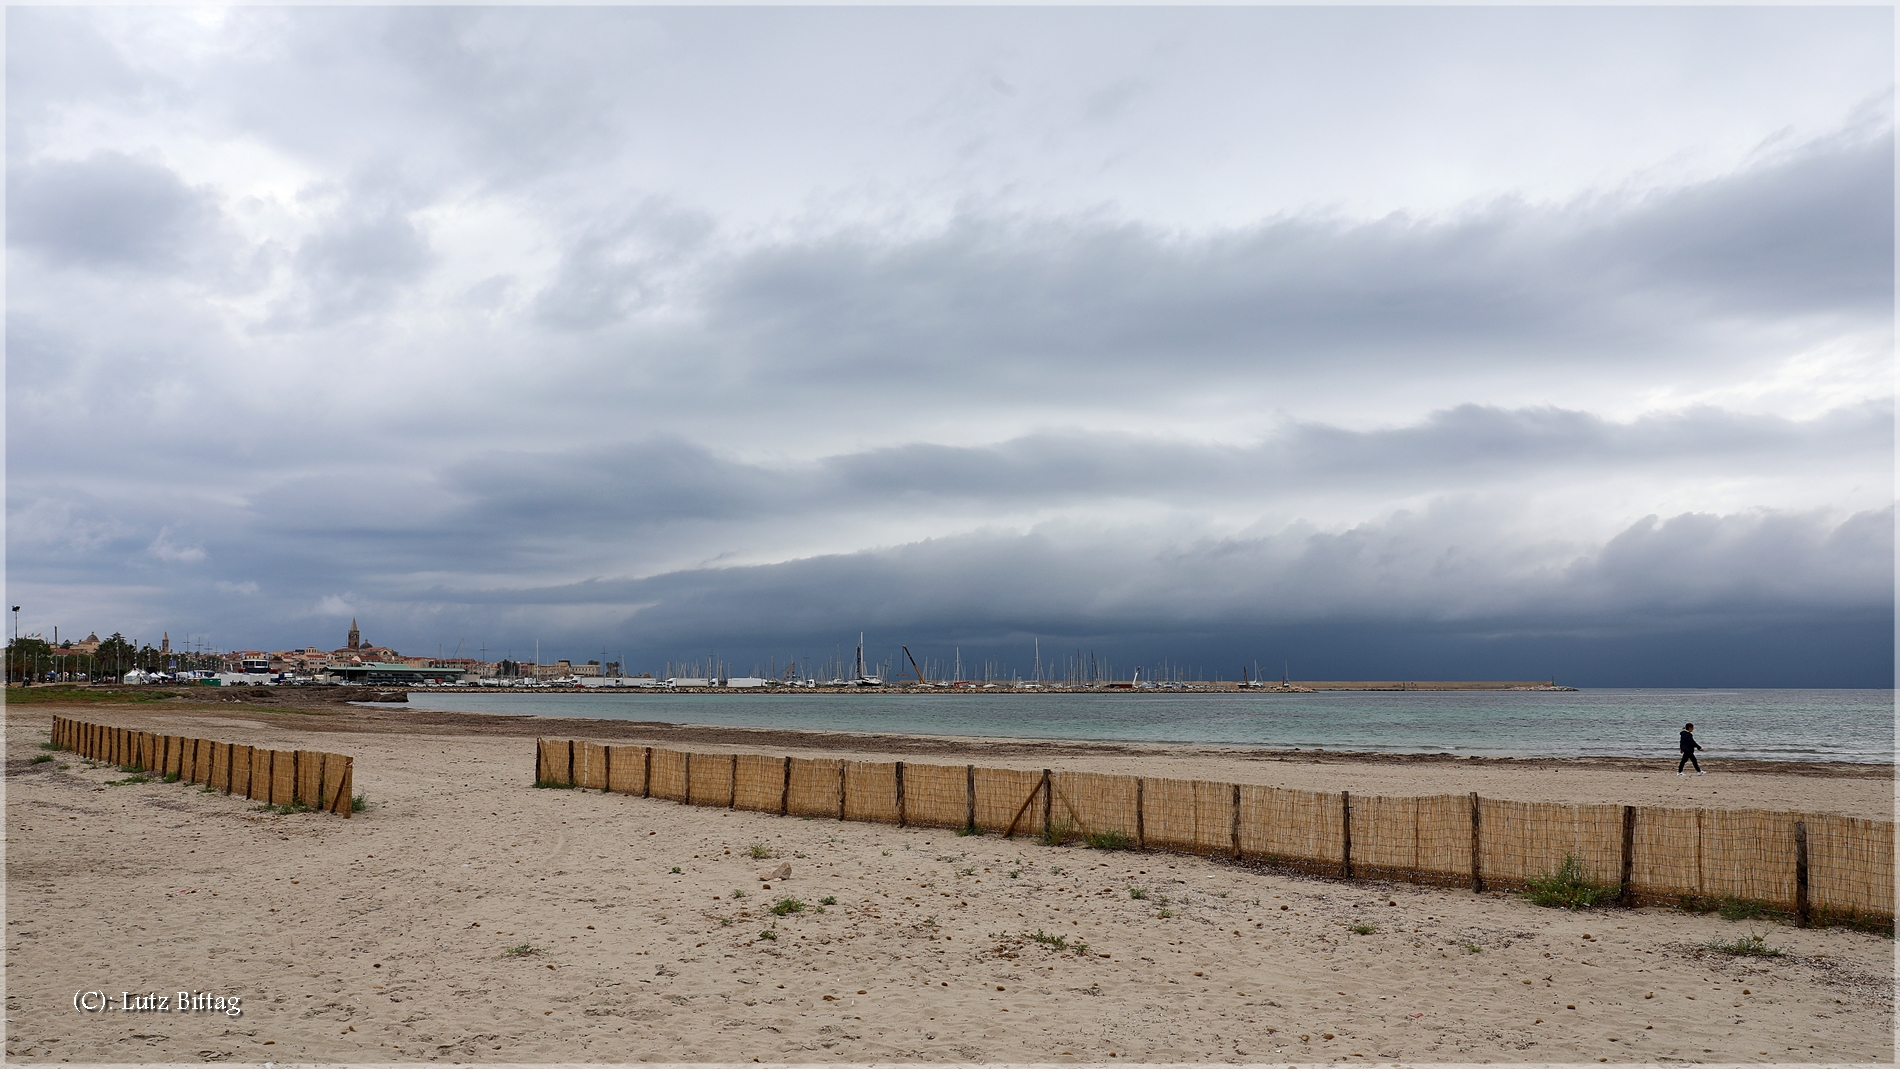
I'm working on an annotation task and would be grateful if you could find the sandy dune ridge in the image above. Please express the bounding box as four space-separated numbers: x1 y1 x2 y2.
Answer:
4 705 1893 1064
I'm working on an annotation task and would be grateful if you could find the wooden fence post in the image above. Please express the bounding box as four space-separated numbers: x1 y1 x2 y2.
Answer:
535 739 546 784
644 747 654 798
1341 791 1354 879
567 741 577 788
729 754 739 808
1618 805 1636 906
1041 769 1053 835
779 756 791 815
603 746 613 793
837 762 848 820
1793 820 1810 928
684 752 693 803
965 764 977 831
1135 778 1146 851
1469 792 1484 893
1231 783 1242 858
895 761 907 828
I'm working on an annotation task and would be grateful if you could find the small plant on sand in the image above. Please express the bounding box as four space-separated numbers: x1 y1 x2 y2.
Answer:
1348 923 1378 935
770 897 805 916
117 763 145 774
956 866 976 877
30 754 52 764
352 793 371 812
922 915 937 927
39 741 69 752
532 779 579 789
1008 869 1021 879
1128 887 1148 900
956 824 980 837
161 771 181 783
747 843 774 860
718 916 732 927
731 889 748 899
501 943 541 957
1706 931 1783 958
669 866 682 874
1524 855 1621 910
1462 942 1483 954
1073 941 1090 956
759 928 778 941
1086 830 1134 851
819 895 837 906
1156 908 1175 919
1040 818 1074 847
56 763 69 771
1030 929 1068 949
104 775 150 786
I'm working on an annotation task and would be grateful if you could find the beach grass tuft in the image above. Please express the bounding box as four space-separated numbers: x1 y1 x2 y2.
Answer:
500 943 541 957
819 895 837 906
747 842 774 859
1524 855 1621 910
1040 817 1074 846
956 824 981 837
1348 923 1378 935
1704 931 1783 957
1086 830 1134 850
770 897 805 916
30 754 52 764
162 771 182 783
532 779 578 789
1128 886 1148 900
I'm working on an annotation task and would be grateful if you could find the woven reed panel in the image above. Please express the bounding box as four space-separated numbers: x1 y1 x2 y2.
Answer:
1479 800 1622 888
536 739 572 785
1414 794 1475 882
140 732 159 771
1629 805 1701 899
687 752 736 807
1052 771 1139 840
270 750 298 805
844 762 900 824
1238 785 1343 867
297 751 323 806
974 767 1044 835
1700 808 1798 907
787 758 844 818
1805 814 1895 917
247 749 272 800
572 743 608 790
1349 794 1422 879
229 746 253 800
733 754 785 812
209 742 231 792
648 748 688 802
1143 777 1233 854
902 763 972 828
321 753 352 815
164 736 184 778
607 746 649 795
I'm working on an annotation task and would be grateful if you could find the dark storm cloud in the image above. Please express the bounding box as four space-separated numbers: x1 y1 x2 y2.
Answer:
8 153 217 271
422 402 1888 531
691 130 1890 386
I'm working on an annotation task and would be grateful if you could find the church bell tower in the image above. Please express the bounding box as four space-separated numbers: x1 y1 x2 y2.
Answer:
348 619 361 650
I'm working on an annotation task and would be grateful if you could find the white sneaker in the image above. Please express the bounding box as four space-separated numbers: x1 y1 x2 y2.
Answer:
1676 771 1684 776
1696 771 1706 776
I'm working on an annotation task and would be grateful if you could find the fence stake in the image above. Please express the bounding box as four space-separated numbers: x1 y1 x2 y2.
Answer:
837 762 847 820
965 764 977 831
603 746 612 793
895 761 907 828
535 739 546 784
729 754 739 808
1793 820 1810 928
1618 805 1636 907
1469 792 1483 893
1135 778 1146 851
566 740 577 787
780 756 792 815
1230 783 1242 858
1341 791 1353 879
684 752 693 804
1041 769 1053 835
643 747 654 799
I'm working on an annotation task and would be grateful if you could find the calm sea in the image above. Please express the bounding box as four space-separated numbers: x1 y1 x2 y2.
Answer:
400 688 1894 764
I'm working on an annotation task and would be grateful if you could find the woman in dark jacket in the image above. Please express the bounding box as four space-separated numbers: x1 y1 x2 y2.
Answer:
1678 722 1703 775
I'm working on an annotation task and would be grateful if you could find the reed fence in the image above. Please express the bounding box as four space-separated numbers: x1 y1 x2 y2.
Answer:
53 716 353 817
535 738 1893 924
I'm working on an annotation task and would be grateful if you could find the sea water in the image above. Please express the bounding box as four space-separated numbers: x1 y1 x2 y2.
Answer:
400 688 1893 763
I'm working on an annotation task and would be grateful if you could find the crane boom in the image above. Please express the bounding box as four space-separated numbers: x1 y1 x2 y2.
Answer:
901 645 927 685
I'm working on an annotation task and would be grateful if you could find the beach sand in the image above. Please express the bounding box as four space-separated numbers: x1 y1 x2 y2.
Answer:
5 699 1893 1063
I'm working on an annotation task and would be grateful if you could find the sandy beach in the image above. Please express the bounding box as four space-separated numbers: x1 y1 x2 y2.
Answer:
5 695 1893 1063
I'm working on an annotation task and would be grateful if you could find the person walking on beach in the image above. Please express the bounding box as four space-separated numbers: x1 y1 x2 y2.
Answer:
1678 722 1704 775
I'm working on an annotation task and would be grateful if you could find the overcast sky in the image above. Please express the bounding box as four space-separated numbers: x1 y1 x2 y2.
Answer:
7 6 1893 685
